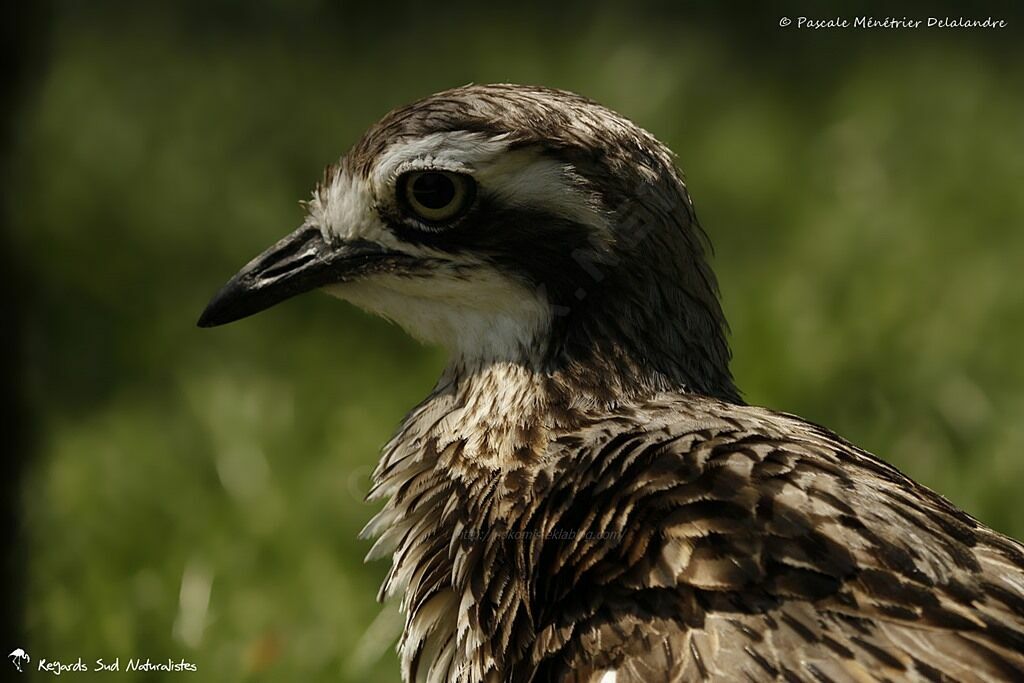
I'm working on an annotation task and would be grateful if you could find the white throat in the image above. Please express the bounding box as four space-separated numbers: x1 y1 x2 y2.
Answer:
327 267 552 366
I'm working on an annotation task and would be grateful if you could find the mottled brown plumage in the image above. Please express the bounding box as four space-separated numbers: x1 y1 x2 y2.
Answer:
366 370 1024 683
200 84 1024 682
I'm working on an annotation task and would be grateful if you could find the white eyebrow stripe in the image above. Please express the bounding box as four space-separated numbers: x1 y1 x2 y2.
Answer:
371 131 511 189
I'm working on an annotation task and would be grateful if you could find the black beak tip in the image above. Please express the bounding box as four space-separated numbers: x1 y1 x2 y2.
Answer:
196 280 244 328
195 301 226 329
195 307 219 328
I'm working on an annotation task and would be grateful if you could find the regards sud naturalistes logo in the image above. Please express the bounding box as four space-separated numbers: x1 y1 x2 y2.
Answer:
8 649 197 675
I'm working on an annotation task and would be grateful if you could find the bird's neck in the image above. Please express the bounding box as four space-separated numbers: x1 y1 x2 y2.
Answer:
433 322 741 470
429 358 555 468
365 359 561 681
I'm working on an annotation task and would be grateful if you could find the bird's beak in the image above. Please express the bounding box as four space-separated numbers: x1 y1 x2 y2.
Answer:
197 223 393 328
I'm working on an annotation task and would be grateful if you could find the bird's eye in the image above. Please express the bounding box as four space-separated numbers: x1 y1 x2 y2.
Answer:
398 171 475 225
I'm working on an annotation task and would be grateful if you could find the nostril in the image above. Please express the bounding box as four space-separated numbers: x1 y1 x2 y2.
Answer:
260 250 317 281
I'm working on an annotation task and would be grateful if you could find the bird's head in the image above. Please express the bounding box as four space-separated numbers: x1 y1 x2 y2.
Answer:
199 84 738 402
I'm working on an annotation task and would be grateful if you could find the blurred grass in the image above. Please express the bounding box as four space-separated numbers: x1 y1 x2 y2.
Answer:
9 2 1024 680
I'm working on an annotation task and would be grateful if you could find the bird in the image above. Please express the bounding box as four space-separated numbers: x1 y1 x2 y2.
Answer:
198 84 1024 683
9 649 31 674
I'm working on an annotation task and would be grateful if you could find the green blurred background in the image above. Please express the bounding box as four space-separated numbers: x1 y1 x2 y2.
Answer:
5 1 1023 680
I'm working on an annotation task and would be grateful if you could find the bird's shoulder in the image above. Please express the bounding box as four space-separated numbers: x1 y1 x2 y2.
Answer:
531 394 1024 682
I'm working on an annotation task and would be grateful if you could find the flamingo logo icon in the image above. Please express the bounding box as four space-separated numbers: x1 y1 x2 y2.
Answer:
8 648 30 673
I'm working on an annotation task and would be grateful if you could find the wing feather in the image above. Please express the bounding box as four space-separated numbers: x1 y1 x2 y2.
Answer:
532 399 1024 682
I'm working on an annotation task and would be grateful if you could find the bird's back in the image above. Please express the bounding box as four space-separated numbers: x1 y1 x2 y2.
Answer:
514 394 1024 682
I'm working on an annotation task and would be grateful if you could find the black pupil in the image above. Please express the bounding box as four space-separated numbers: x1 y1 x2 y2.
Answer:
412 173 456 210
